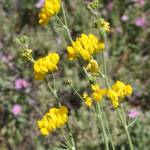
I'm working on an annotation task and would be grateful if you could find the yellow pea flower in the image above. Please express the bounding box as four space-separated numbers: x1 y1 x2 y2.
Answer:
107 89 119 108
39 0 61 26
86 59 99 74
91 84 106 102
37 106 68 136
83 93 92 107
34 52 59 80
66 34 105 60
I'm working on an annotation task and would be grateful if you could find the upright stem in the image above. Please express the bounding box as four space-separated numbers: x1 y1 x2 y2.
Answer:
44 77 61 107
99 30 133 149
100 103 115 150
96 103 109 150
117 109 133 150
61 1 73 43
44 77 76 150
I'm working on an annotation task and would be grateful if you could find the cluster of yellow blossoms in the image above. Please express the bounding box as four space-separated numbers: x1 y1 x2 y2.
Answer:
82 81 132 108
107 81 132 108
37 106 68 135
92 84 106 102
39 0 61 25
82 84 106 107
34 52 59 80
67 34 105 61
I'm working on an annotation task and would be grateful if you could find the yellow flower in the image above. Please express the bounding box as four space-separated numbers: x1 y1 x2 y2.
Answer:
91 84 106 102
39 0 61 25
34 52 59 80
37 106 68 136
125 84 133 96
67 46 76 60
86 59 99 74
67 34 105 60
112 81 133 97
83 93 92 107
107 81 133 108
107 89 119 108
112 81 126 98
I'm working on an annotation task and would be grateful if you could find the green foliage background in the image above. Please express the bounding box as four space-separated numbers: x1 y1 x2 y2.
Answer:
0 0 150 149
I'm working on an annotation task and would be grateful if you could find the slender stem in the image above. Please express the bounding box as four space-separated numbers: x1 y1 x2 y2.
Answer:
96 103 109 150
83 67 94 84
56 15 65 27
99 71 110 89
44 78 76 150
60 129 73 149
44 77 61 107
120 104 127 125
70 83 85 103
100 103 115 150
61 1 73 43
117 109 133 150
66 124 76 150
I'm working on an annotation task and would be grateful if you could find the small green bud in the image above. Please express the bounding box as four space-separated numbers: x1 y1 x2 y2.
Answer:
22 48 33 62
88 0 100 10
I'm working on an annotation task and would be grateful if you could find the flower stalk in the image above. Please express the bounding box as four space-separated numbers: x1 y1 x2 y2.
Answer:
44 77 76 150
98 30 133 150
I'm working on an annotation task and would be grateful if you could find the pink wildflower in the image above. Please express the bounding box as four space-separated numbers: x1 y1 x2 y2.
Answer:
12 104 22 116
128 109 140 118
134 0 145 5
134 17 145 27
35 0 45 8
121 15 129 22
106 2 113 11
15 78 31 90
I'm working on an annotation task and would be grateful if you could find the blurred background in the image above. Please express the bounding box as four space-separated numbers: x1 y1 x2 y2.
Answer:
0 0 150 149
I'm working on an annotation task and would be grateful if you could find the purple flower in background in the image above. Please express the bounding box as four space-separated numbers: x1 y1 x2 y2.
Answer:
121 15 129 22
15 78 31 90
134 0 145 5
35 0 45 8
134 17 145 27
0 52 13 63
106 2 113 11
128 109 140 118
12 104 22 116
115 27 122 33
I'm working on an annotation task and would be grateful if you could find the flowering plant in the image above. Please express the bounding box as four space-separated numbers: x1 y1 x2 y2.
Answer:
16 0 138 149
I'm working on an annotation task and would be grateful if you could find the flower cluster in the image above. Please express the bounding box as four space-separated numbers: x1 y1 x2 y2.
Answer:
67 34 105 61
92 84 106 102
82 81 132 108
37 106 68 136
107 81 133 108
34 52 59 80
39 0 61 25
82 84 106 107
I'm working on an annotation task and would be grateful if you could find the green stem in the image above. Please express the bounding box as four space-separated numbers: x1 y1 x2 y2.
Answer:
96 103 109 150
100 33 133 149
66 124 76 150
70 83 85 103
117 109 133 150
44 77 61 107
60 129 73 149
100 103 115 150
44 78 76 150
83 67 94 84
61 1 73 43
